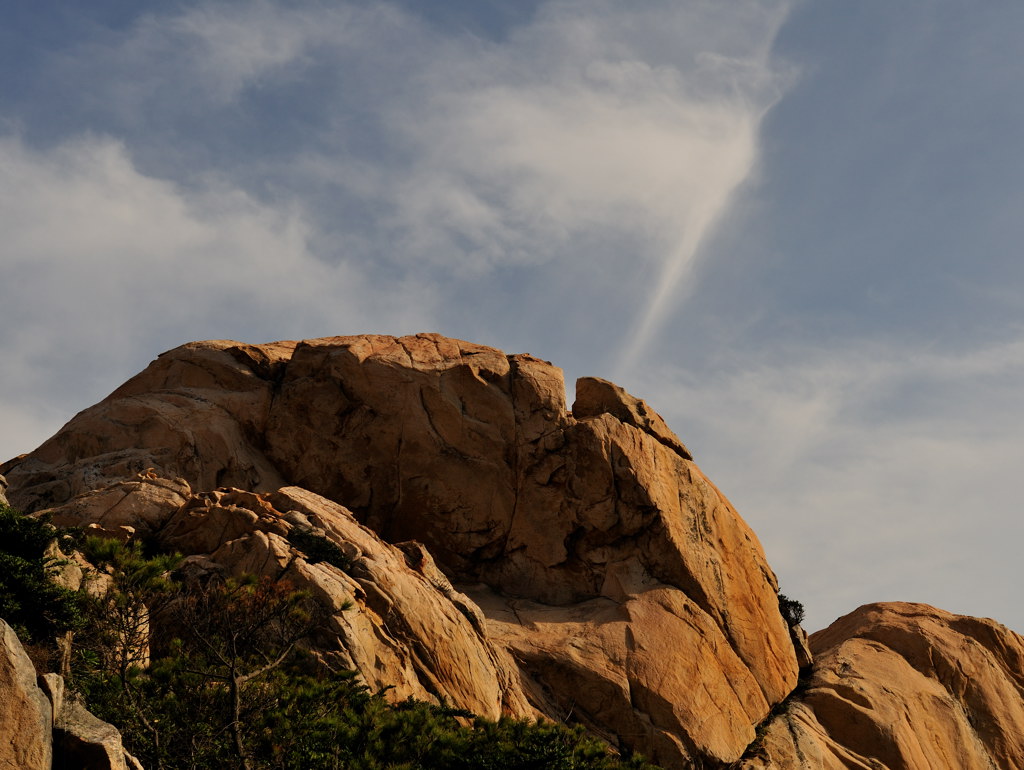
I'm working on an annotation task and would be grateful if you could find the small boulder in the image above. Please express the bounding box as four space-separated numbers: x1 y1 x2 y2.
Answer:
53 698 133 770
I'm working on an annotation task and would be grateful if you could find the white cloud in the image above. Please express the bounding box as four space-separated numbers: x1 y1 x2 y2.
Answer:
1 0 796 527
98 0 791 336
636 336 1024 632
10 0 794 371
380 0 792 303
0 134 438 461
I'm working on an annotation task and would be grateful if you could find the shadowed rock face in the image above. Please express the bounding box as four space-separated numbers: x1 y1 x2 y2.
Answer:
7 334 1023 768
0 620 52 770
0 619 139 770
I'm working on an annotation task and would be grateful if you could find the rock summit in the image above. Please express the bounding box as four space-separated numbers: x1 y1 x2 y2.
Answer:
4 333 1022 769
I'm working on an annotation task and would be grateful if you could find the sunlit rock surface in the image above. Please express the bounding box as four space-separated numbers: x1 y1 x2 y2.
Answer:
13 334 1022 767
740 602 1024 770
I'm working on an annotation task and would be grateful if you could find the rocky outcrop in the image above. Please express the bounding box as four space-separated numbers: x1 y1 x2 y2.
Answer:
5 334 801 767
0 473 9 507
740 602 1024 770
16 334 1024 768
164 484 530 716
0 620 52 769
53 699 138 770
572 376 692 460
0 619 138 770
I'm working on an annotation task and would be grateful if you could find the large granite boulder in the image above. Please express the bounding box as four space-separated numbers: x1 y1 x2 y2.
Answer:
1 333 807 766
0 620 51 770
740 602 1024 769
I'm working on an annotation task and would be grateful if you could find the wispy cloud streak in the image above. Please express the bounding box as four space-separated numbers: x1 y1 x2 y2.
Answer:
0 0 793 458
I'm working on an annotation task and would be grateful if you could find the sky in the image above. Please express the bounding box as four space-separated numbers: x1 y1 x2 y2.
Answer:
2 0 1023 635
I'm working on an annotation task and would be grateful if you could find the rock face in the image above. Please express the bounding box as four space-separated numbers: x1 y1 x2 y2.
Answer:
0 620 52 770
0 619 137 770
5 334 799 767
740 602 1024 770
5 333 1023 769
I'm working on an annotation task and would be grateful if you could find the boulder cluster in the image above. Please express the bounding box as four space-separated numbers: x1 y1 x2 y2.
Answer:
3 333 1023 769
0 618 141 769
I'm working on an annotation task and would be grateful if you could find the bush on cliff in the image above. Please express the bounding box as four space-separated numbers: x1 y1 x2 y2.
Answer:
0 503 85 647
778 592 805 627
67 539 657 770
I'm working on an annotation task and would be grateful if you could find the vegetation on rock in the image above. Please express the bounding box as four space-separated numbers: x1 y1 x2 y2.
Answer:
777 592 804 628
0 503 85 647
0 505 657 769
286 527 354 573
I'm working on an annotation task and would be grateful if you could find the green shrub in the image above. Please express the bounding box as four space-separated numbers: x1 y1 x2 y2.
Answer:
286 528 353 573
71 560 657 769
0 504 86 644
778 592 805 627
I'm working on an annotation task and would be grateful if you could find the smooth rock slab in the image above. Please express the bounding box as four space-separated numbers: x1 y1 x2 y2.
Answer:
741 602 1024 770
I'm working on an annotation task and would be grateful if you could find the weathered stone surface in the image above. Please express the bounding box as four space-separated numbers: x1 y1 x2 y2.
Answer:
0 620 52 770
572 376 692 460
740 602 1024 770
7 340 291 513
790 625 814 672
0 473 8 507
131 483 526 718
0 621 141 770
5 333 803 767
54 698 132 770
44 541 86 593
43 472 192 539
472 586 775 765
38 672 64 723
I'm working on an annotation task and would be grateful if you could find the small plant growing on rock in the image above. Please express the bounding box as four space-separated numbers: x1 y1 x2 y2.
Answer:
778 592 805 627
286 528 353 573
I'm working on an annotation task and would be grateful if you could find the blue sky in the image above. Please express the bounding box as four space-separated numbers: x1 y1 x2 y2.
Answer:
2 0 1023 634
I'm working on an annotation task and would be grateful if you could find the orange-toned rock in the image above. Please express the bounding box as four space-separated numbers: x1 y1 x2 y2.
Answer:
7 341 292 513
472 585 777 764
43 473 192 538
740 602 1024 770
154 485 530 718
0 620 52 769
5 334 802 767
572 376 692 460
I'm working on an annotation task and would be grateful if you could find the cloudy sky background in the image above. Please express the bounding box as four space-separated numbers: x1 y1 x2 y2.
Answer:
3 0 1023 634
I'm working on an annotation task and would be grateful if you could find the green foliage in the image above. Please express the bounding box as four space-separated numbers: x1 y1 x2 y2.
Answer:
71 558 657 770
0 506 659 769
286 528 353 573
254 677 657 770
0 505 645 770
74 538 181 681
77 574 327 770
82 536 182 593
778 592 805 627
0 503 86 644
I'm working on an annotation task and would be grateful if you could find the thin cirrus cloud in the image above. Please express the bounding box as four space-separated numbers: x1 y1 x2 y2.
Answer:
0 133 437 461
0 0 793 462
638 335 1024 633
